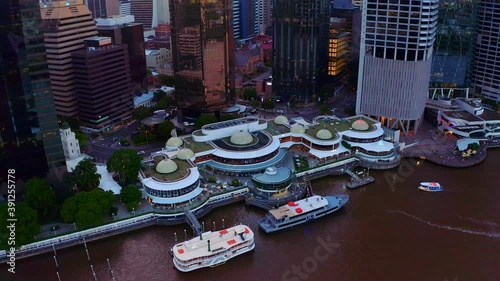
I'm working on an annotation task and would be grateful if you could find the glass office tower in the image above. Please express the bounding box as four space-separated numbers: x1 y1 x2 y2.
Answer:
0 0 65 187
170 0 234 114
272 0 331 102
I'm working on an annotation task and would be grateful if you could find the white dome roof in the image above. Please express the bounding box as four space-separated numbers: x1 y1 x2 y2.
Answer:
166 137 182 147
177 148 195 160
230 130 253 145
352 119 369 131
316 129 333 140
155 159 178 174
274 115 289 125
290 124 305 134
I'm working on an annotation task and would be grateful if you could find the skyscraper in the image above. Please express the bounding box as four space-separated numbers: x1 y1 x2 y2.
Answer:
72 37 133 131
1 0 65 185
84 0 120 18
356 0 439 134
130 0 170 30
170 0 234 114
272 0 331 102
431 0 476 87
472 0 500 102
40 0 98 117
255 0 271 35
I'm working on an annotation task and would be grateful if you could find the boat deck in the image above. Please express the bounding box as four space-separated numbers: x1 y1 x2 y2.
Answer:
268 195 328 220
173 225 254 261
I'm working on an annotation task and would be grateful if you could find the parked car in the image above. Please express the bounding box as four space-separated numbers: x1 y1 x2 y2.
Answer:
137 151 146 155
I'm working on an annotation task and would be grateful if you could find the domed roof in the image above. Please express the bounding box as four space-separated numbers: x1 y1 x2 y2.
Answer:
274 115 289 125
316 129 333 140
230 130 253 145
352 119 369 131
166 137 183 147
156 159 178 174
290 124 305 134
61 122 70 129
177 148 194 160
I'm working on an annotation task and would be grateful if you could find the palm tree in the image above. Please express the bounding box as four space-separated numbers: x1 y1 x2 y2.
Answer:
72 158 101 192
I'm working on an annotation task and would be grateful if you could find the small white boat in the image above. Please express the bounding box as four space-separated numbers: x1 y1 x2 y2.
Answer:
418 182 443 192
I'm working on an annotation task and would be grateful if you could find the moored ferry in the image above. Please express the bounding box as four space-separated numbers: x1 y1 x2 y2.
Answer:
171 225 255 272
418 182 443 192
258 195 349 234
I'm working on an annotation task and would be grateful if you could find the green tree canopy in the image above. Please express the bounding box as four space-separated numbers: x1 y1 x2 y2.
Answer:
157 120 175 140
60 189 116 229
0 202 40 249
250 99 260 108
319 104 332 116
25 178 55 220
242 88 257 100
261 99 275 109
156 74 175 86
195 115 218 129
72 158 101 192
120 185 142 212
132 106 153 121
107 149 142 185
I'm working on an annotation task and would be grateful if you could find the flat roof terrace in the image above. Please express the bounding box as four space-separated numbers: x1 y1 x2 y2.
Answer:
182 136 214 153
202 117 259 130
265 122 289 136
443 110 483 122
211 131 272 151
305 116 377 140
142 156 193 181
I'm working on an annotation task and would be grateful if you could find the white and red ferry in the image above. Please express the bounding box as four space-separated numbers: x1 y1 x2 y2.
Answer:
171 224 255 272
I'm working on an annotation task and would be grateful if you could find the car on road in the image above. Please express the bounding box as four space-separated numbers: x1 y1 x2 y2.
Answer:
137 151 146 155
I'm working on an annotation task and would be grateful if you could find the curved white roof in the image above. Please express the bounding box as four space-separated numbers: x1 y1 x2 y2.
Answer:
148 187 203 204
230 130 253 145
274 115 289 125
177 148 195 160
212 137 281 159
142 168 200 191
342 124 384 139
316 129 333 140
166 137 183 147
352 140 394 152
156 159 178 174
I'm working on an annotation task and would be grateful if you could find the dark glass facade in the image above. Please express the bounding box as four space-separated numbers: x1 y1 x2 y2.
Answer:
0 0 66 186
170 0 234 112
272 0 331 102
71 39 133 130
97 22 147 86
431 0 476 87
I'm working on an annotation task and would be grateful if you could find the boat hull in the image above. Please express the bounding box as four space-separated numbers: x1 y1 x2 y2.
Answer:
418 186 443 192
258 195 348 234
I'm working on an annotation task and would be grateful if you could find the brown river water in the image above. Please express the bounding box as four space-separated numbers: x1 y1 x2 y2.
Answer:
2 150 500 281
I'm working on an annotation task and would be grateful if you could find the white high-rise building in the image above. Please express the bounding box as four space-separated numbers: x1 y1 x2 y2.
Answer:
472 1 500 102
356 0 439 134
59 123 81 160
255 0 271 34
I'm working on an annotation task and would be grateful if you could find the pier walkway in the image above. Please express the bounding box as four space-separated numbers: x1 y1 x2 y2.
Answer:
184 208 202 236
345 169 375 189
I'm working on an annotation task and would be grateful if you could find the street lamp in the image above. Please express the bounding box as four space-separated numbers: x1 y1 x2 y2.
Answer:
145 130 148 144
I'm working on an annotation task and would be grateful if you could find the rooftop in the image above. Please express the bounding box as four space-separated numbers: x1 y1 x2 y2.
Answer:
173 225 253 261
269 195 328 220
182 136 214 153
252 167 292 184
142 156 192 182
305 116 377 140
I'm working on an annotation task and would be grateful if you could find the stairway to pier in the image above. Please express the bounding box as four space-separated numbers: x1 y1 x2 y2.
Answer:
345 169 361 181
184 208 202 235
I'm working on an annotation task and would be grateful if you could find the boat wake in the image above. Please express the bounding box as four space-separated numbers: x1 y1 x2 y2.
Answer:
387 210 500 239
458 216 499 227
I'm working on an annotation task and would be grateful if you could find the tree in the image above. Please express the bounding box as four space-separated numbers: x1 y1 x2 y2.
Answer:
195 115 218 129
261 99 275 109
60 189 116 229
72 158 101 192
156 74 175 86
242 88 257 100
132 106 152 121
343 106 356 116
221 114 236 121
250 99 260 108
319 104 332 116
25 178 55 220
121 185 142 212
0 203 40 249
157 120 175 140
107 149 142 185
75 130 89 147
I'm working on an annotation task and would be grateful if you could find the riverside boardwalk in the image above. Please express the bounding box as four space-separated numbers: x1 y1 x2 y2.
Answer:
399 121 491 168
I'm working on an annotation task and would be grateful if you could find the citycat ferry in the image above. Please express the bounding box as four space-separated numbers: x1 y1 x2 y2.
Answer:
171 225 255 272
258 195 349 234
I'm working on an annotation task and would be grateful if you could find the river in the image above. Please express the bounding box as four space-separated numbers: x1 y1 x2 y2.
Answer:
2 150 500 281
